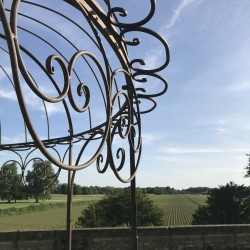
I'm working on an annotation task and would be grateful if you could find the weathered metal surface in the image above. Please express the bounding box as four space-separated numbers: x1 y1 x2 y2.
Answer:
0 1 169 249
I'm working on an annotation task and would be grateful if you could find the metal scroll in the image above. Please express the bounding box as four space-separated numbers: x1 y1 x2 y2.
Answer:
0 1 169 249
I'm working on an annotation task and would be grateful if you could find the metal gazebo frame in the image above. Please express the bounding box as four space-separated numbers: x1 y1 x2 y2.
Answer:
0 0 169 249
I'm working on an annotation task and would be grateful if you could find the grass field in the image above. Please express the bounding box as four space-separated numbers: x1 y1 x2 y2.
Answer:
0 194 207 230
0 195 103 231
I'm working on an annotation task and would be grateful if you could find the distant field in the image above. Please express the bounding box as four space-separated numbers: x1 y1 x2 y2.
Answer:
0 194 102 209
0 194 207 230
149 194 207 226
0 195 103 231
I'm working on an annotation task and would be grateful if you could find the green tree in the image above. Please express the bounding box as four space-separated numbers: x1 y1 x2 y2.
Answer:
25 159 58 202
0 162 22 203
76 188 164 227
192 182 250 224
244 154 250 177
60 183 68 194
73 184 82 195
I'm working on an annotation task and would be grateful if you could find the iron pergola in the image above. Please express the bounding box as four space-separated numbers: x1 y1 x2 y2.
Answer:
0 0 169 249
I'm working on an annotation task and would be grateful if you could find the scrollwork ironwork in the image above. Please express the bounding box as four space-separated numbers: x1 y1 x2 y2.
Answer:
107 0 156 29
0 1 169 249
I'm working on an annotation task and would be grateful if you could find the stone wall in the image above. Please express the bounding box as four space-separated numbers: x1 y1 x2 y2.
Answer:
0 225 250 250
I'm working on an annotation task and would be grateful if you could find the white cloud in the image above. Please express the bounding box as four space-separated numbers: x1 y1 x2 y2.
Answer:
164 0 198 30
0 83 64 116
154 155 193 164
1 133 32 144
227 81 250 93
43 102 64 115
210 126 227 135
208 120 228 135
160 146 248 154
0 89 17 101
142 133 162 146
161 147 222 154
144 49 163 70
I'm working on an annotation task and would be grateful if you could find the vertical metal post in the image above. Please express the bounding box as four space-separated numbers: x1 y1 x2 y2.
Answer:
130 125 138 250
66 170 73 250
131 176 138 250
66 139 73 250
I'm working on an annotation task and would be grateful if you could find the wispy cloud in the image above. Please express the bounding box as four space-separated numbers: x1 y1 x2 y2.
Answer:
161 147 248 154
154 155 195 164
0 89 16 101
1 133 32 144
210 126 227 135
144 49 163 70
227 81 250 93
142 133 162 146
0 85 64 116
208 120 228 135
41 102 64 116
164 0 198 30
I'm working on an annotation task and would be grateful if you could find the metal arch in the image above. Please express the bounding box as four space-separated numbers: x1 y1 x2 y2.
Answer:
0 1 169 249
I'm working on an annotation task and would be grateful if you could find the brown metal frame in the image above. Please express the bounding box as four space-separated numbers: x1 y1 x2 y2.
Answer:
0 1 169 249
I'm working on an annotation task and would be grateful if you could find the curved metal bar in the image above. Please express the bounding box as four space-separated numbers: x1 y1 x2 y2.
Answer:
68 50 105 112
0 159 21 177
123 27 170 74
23 157 61 192
10 2 70 103
7 5 103 131
0 1 170 249
18 1 101 49
107 0 156 29
108 117 142 183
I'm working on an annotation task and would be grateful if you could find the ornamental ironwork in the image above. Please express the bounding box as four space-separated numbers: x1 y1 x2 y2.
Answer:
0 1 169 249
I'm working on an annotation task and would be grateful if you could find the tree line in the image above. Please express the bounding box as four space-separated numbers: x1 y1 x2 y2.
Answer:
0 159 212 203
75 181 250 228
76 155 250 227
2 155 250 227
54 185 212 196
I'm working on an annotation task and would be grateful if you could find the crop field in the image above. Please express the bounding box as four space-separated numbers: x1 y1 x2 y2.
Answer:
149 194 207 226
0 194 207 230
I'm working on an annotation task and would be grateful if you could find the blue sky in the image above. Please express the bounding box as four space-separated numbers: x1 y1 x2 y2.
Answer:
79 0 250 188
136 0 250 189
1 0 250 189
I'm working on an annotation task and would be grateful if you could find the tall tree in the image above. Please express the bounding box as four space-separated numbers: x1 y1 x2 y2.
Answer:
76 188 164 227
244 154 250 177
0 162 22 203
25 159 58 202
60 183 68 194
192 182 250 224
73 184 82 195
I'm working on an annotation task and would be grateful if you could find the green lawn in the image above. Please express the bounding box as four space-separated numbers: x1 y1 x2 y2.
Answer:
0 195 103 231
0 194 102 209
0 194 207 230
0 201 89 230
